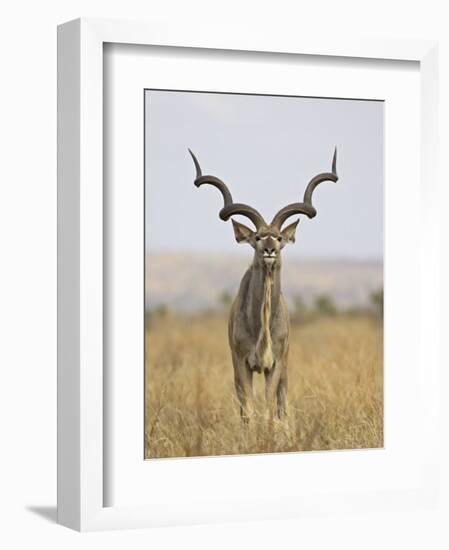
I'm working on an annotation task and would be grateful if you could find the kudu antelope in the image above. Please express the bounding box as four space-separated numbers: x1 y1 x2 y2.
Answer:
189 149 338 419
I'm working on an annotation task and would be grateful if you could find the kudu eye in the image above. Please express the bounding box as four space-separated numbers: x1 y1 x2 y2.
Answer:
277 237 282 242
255 236 261 241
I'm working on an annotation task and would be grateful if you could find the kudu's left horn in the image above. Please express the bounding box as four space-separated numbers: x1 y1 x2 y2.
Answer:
188 149 267 230
271 147 338 229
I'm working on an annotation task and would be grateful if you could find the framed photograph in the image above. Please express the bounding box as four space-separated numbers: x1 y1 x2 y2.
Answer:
57 18 440 530
144 91 383 458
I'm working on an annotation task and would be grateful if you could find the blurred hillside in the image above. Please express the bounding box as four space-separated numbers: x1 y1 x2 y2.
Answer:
145 252 382 313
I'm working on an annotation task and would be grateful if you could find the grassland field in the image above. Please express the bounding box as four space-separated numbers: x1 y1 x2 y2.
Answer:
145 313 383 459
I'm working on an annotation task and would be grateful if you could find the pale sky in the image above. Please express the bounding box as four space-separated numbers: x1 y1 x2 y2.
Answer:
145 90 383 260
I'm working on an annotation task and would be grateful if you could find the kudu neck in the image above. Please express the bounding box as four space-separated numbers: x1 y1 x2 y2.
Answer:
249 253 282 312
251 252 282 277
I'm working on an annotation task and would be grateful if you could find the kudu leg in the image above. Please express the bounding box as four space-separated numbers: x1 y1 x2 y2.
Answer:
234 364 254 422
265 366 288 419
264 366 280 419
276 374 288 418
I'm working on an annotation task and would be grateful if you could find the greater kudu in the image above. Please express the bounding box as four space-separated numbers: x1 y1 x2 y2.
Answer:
189 149 338 419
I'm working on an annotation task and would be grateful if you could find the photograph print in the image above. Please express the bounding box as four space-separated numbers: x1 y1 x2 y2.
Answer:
144 90 383 459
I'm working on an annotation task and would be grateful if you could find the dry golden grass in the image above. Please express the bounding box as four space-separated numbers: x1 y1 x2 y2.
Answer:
145 314 383 458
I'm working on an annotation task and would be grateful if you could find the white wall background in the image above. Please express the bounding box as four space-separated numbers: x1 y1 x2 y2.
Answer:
0 1 448 548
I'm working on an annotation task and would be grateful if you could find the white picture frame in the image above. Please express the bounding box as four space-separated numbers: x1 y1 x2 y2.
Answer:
57 17 439 531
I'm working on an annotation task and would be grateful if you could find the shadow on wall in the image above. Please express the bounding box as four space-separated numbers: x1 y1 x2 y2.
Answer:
26 506 57 523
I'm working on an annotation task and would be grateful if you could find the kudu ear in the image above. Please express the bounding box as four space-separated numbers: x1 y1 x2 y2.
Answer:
232 219 255 243
281 219 299 243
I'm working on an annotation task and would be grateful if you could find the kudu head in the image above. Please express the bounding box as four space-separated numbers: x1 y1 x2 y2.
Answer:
188 149 338 269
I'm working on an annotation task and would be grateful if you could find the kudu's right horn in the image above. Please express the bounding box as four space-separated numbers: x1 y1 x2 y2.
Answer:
188 149 267 230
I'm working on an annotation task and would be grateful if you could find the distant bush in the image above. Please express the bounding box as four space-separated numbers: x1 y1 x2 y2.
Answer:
292 294 309 323
313 294 338 316
370 288 384 317
218 289 233 310
147 303 171 321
